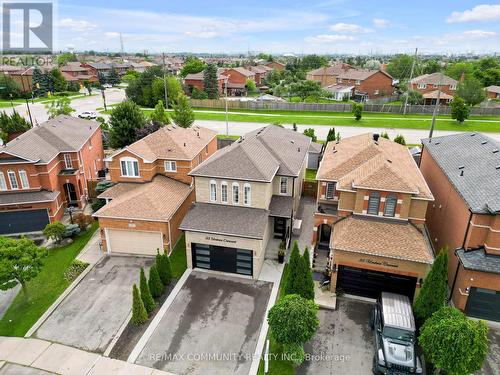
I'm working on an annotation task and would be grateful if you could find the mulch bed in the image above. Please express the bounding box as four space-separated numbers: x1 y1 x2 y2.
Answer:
109 278 179 360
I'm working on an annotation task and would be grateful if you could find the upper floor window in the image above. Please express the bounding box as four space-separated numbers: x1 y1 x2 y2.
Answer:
450 84 456 90
232 182 239 204
326 182 335 199
244 183 251 205
384 194 397 217
417 83 427 89
7 170 18 189
64 154 73 169
367 192 380 215
221 181 228 203
120 157 139 177
355 80 361 85
205 145 209 154
164 161 177 172
0 173 7 191
19 170 29 189
280 177 287 194
210 180 217 202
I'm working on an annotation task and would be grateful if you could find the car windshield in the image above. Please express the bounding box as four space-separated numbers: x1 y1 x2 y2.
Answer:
383 327 415 342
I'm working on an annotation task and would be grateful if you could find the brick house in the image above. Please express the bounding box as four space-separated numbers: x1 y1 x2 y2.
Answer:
184 70 225 95
94 125 217 255
419 133 500 322
0 115 104 235
336 69 393 99
221 67 256 96
60 63 98 85
410 72 457 104
263 61 285 71
486 85 500 99
80 62 112 77
306 63 352 87
247 65 272 86
314 133 434 301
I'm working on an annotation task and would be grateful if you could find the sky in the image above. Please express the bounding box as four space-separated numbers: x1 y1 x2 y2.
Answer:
51 1 500 54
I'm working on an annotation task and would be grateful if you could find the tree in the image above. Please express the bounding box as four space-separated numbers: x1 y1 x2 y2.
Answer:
284 241 302 295
0 236 46 297
191 87 208 99
156 250 173 286
246 79 257 94
299 248 315 300
404 90 424 105
0 110 31 143
0 75 21 99
107 67 120 86
126 66 163 107
380 131 389 139
149 100 170 125
135 122 162 140
43 221 66 243
393 134 406 145
423 59 441 74
268 294 319 366
203 63 219 99
303 128 317 142
32 67 49 97
180 56 206 77
451 97 470 124
109 101 147 148
456 77 486 107
131 284 148 325
386 54 415 80
165 76 183 107
148 264 163 298
419 307 488 375
46 97 75 118
352 103 363 121
139 268 156 313
50 69 67 92
326 127 336 142
57 52 77 67
288 80 322 100
171 94 195 128
413 250 448 325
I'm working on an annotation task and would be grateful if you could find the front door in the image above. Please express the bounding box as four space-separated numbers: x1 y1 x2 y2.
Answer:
318 224 331 249
274 217 286 239
64 183 78 206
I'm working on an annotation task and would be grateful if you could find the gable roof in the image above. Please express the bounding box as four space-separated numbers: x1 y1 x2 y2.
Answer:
338 69 392 81
422 133 500 214
223 67 255 77
190 125 310 181
411 72 457 86
112 125 216 162
308 63 352 77
317 133 433 199
1 115 100 164
486 85 500 94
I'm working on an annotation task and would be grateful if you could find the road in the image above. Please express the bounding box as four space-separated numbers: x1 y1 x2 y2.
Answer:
4 89 500 144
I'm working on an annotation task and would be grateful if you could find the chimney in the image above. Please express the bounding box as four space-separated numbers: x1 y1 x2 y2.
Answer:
459 71 465 82
373 133 380 142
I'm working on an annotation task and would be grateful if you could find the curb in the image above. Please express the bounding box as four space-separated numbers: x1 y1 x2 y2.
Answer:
103 311 132 357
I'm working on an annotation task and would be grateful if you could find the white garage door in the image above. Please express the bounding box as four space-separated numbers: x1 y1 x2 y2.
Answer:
106 229 163 256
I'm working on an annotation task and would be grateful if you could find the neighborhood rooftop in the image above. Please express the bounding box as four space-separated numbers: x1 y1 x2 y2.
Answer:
410 72 457 86
422 132 500 214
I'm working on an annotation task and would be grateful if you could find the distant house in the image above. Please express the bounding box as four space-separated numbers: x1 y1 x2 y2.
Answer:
220 67 256 96
60 63 98 85
486 85 500 99
306 63 352 87
247 65 271 85
81 62 112 77
335 69 393 100
184 70 225 96
110 62 133 76
410 72 457 104
262 61 285 71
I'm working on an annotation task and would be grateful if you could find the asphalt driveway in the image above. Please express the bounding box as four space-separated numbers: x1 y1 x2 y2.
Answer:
297 299 374 375
135 271 273 375
479 328 500 375
35 256 153 353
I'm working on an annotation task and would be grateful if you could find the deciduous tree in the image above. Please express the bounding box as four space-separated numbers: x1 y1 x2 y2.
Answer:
456 77 486 107
352 103 363 121
451 97 470 124
180 57 206 77
303 128 317 142
46 97 75 118
393 134 406 145
43 222 66 243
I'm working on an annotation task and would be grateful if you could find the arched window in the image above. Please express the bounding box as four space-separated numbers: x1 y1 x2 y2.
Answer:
7 170 18 189
244 183 251 206
209 180 217 202
221 181 228 203
19 170 29 189
367 191 380 215
120 157 139 177
384 194 397 217
0 172 7 191
232 182 239 204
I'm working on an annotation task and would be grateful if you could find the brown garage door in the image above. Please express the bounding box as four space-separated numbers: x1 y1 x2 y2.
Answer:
107 229 163 256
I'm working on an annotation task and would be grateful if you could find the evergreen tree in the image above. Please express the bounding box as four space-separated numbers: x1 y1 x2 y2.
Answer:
302 247 311 269
131 284 148 325
352 103 363 121
32 67 48 97
148 264 163 298
107 67 120 86
284 241 302 296
156 249 173 286
393 134 406 145
298 253 315 300
171 94 195 128
413 250 448 326
451 97 470 123
326 127 336 142
149 100 170 125
203 63 219 99
109 101 147 148
50 69 67 92
98 72 107 86
139 268 156 313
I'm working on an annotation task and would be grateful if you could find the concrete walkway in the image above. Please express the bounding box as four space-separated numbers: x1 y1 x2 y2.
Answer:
77 230 104 265
0 337 174 375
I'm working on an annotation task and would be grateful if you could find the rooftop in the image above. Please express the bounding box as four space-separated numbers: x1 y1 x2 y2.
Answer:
269 195 293 218
486 85 500 94
0 190 60 205
456 248 500 275
422 132 500 214
317 133 433 199
411 72 457 86
307 63 352 77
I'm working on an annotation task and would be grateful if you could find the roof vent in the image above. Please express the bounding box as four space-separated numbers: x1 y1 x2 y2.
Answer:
387 159 392 163
333 150 337 153
184 142 186 147
481 141 487 145
290 140 295 144
458 165 465 169
460 170 464 176
373 133 380 142
470 133 476 137
493 149 499 154
298 147 301 152
435 141 440 145
496 165 500 170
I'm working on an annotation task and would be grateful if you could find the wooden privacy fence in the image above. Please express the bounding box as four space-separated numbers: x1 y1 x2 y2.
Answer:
302 181 318 198
87 180 99 199
191 99 500 116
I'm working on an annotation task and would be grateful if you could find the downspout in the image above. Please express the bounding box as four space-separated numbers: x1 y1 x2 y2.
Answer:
168 221 173 255
448 209 473 302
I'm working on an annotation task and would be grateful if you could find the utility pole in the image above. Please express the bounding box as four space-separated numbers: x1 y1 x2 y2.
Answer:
403 47 418 116
224 75 230 136
119 33 124 56
429 75 442 140
162 53 168 109
101 88 107 111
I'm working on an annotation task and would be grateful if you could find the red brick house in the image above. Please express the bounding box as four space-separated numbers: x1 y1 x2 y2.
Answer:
94 125 217 255
263 61 285 71
184 70 225 95
60 63 98 85
0 115 104 234
410 73 457 105
420 133 500 322
486 85 500 99
247 65 271 86
336 69 393 99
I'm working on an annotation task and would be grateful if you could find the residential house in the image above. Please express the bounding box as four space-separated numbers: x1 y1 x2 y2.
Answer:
180 125 310 278
94 125 217 256
486 85 500 99
263 61 286 71
110 62 133 76
419 133 500 322
335 69 393 100
60 63 98 85
410 72 458 105
314 133 434 301
306 63 352 87
81 62 112 77
324 84 354 101
221 67 256 96
0 115 104 235
184 70 225 96
247 65 271 86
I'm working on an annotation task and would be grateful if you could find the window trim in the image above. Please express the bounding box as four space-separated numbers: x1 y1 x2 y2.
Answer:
280 177 288 195
367 191 381 215
326 182 335 199
244 183 251 206
221 181 228 203
0 172 7 191
64 154 73 169
164 160 177 172
209 180 217 202
7 170 18 190
18 169 29 189
384 194 397 217
120 157 140 177
232 182 239 204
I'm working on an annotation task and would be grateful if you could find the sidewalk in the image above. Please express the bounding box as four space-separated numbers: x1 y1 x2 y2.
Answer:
77 230 104 265
0 336 174 375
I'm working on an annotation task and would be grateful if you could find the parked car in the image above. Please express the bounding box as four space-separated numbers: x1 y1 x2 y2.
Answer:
78 111 97 119
371 292 423 374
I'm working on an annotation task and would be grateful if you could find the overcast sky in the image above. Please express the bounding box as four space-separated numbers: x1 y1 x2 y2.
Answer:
52 1 500 54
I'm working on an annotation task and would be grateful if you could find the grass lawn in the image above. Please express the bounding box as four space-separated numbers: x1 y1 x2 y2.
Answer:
305 169 317 181
170 234 187 279
217 134 240 140
0 102 21 108
0 222 99 337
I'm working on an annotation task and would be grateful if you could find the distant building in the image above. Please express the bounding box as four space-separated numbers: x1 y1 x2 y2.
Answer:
486 85 500 99
410 72 458 105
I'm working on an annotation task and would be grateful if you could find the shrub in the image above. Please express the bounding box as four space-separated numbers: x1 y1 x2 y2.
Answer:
73 213 93 231
451 96 470 123
303 128 317 142
63 224 81 238
43 221 66 243
95 181 115 194
156 250 172 286
298 254 315 300
148 264 163 298
140 268 156 313
393 134 406 145
91 199 106 212
380 131 389 139
131 284 148 325
352 103 363 121
63 259 89 282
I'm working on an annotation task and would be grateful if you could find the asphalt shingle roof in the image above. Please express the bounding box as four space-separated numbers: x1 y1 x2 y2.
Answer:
422 133 500 214
457 248 500 275
269 195 293 218
0 190 59 205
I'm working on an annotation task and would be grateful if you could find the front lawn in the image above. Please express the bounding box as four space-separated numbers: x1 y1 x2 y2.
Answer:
0 221 99 337
170 234 187 279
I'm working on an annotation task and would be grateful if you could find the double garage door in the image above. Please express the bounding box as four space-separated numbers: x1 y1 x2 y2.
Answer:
192 243 253 277
0 209 49 235
336 265 417 300
466 287 500 322
106 229 163 256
